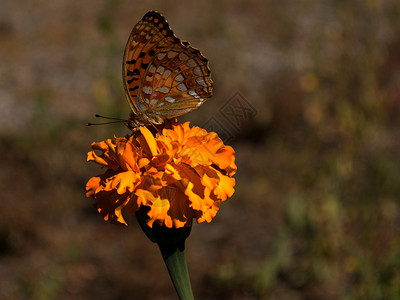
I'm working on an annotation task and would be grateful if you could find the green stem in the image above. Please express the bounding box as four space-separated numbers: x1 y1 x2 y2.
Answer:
135 208 194 299
158 241 194 300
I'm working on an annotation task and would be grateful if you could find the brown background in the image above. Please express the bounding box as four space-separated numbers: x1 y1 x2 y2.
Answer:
1 0 400 299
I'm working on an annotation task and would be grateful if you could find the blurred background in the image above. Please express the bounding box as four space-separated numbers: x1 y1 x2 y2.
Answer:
1 0 400 299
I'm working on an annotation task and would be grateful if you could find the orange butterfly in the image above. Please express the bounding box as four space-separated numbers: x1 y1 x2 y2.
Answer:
122 11 213 129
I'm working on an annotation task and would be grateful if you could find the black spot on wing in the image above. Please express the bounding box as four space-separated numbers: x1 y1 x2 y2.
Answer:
127 77 139 84
127 69 140 77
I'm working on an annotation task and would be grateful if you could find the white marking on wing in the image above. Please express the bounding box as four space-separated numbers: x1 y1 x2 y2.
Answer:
156 86 170 93
163 69 172 79
157 53 166 60
167 51 178 58
165 96 176 103
177 83 187 91
175 74 184 82
157 66 165 74
196 77 207 87
179 53 189 61
149 65 156 73
143 86 152 94
193 66 202 76
186 59 196 67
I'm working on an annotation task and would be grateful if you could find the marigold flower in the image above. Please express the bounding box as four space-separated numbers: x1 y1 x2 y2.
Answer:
86 119 236 228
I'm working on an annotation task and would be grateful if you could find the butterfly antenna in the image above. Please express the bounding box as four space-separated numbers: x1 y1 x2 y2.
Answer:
86 120 125 126
86 114 127 126
95 114 126 121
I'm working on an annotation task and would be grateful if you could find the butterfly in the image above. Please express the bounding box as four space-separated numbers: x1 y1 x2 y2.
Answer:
122 11 213 130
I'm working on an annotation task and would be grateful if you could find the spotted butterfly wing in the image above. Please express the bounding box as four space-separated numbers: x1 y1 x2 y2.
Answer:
122 11 213 127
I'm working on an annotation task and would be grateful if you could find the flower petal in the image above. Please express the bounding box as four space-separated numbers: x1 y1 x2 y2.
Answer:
214 172 236 201
140 126 158 157
118 141 140 172
106 171 141 194
135 188 158 206
86 176 100 197
146 197 170 227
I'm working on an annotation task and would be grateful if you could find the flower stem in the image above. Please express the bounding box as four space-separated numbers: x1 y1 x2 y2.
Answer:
135 208 194 299
158 241 194 300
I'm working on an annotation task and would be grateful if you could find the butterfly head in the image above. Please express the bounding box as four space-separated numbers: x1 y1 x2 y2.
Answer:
125 111 164 131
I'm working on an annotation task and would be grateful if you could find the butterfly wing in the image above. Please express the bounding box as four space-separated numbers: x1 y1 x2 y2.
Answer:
141 45 213 119
122 11 213 123
123 11 179 115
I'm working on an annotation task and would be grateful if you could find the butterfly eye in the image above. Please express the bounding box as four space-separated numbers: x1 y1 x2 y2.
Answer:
169 61 177 69
183 70 190 77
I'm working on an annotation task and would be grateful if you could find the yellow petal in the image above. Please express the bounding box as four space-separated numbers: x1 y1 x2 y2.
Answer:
214 173 236 201
86 176 100 197
185 181 204 211
87 151 108 166
197 200 220 223
117 140 139 172
146 198 171 227
135 188 158 206
214 145 236 170
165 164 182 181
138 157 150 169
111 171 140 194
115 205 128 226
140 126 158 156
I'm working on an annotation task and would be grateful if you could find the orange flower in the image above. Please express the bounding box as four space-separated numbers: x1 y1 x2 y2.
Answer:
86 119 236 228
